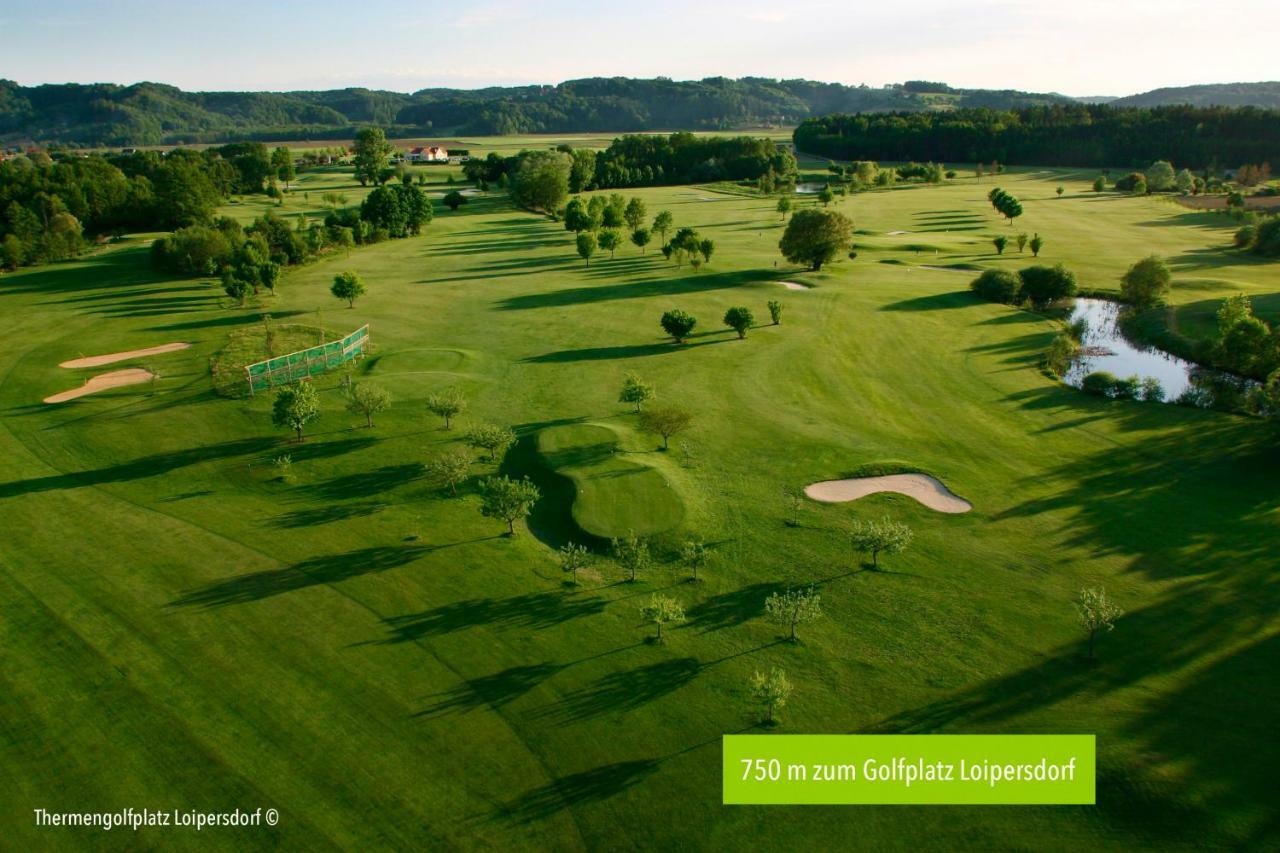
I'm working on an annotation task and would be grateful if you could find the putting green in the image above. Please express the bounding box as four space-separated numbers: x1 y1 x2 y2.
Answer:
536 423 685 539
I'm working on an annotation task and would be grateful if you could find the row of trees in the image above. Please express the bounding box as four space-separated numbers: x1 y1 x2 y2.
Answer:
992 232 1043 256
969 264 1078 309
987 187 1023 224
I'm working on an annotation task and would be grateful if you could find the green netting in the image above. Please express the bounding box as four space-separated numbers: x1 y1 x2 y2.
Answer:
246 325 369 392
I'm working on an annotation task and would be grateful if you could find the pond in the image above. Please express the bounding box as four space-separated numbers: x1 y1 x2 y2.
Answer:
796 182 827 194
1063 298 1196 401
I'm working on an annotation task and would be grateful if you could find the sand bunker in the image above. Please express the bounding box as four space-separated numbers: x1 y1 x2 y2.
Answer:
805 473 972 514
777 281 810 291
886 230 912 235
60 342 189 369
44 368 155 404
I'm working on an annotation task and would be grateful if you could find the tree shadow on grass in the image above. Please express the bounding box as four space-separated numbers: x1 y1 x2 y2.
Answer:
495 268 775 311
148 309 306 332
879 291 976 311
414 662 567 718
300 463 422 501
378 589 608 641
492 759 660 825
268 501 387 528
521 339 723 363
685 582 786 633
527 657 703 725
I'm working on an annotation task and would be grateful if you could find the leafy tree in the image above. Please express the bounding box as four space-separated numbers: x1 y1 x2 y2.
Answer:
778 208 854 270
660 309 698 343
443 190 467 211
353 127 394 186
624 197 647 232
1093 175 1106 192
681 540 709 582
619 373 655 412
1140 377 1166 402
970 268 1021 303
765 586 823 642
479 475 540 535
1016 232 1028 253
575 231 597 266
630 227 651 253
272 381 320 442
848 516 913 568
1056 185 1064 197
598 228 621 259
221 269 252 307
751 668 793 724
817 187 834 206
776 196 792 219
1029 233 1044 257
767 300 784 325
993 235 1008 254
1076 586 1123 660
346 382 390 427
331 270 366 307
1120 255 1172 308
559 542 591 585
724 306 755 339
611 530 651 582
563 197 590 232
638 405 693 450
602 194 627 228
0 234 22 270
1174 168 1195 194
425 389 467 429
1018 264 1077 309
698 238 715 264
509 150 571 214
1145 160 1176 192
426 450 471 495
272 147 295 188
640 594 685 642
784 487 804 527
466 423 516 462
652 210 673 244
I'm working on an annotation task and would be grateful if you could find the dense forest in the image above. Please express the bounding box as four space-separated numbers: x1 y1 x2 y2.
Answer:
1109 82 1280 109
0 77 1073 145
793 105 1280 169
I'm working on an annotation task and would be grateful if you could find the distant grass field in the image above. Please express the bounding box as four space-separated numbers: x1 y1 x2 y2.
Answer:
1 158 1277 849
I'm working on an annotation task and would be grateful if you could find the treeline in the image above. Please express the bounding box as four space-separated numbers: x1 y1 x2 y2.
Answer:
465 133 795 192
793 105 1280 169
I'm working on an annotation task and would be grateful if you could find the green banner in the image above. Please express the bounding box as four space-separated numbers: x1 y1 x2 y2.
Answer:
723 734 1095 805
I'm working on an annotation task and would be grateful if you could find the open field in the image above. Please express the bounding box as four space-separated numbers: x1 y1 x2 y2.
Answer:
1 162 1278 849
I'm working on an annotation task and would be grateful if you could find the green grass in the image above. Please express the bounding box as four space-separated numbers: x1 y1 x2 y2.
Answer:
1 162 1277 849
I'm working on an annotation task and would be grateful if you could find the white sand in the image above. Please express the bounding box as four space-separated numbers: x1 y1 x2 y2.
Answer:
886 230 913 235
805 473 972 513
44 368 155 404
60 342 189 369
777 281 810 291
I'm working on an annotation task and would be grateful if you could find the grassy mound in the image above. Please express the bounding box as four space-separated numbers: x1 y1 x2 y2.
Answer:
535 423 684 539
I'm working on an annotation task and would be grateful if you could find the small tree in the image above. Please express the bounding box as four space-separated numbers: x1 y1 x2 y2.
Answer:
559 542 591 585
346 382 390 427
1029 233 1044 257
612 530 651 582
1016 232 1028 253
619 373 655 413
698 238 715 265
783 487 804 527
638 405 693 450
1056 185 1065 197
272 381 320 442
723 306 754 339
575 231 597 267
817 187 834 207
466 423 516 462
681 540 709 582
640 594 686 642
331 270 366 308
425 389 467 429
425 449 471 495
443 190 467 211
993 235 1008 255
624 197 648 232
1093 175 1106 192
1120 255 1171 309
660 309 698 343
767 300 784 325
631 227 651 253
751 668 793 725
598 228 621 259
652 210 673 244
479 475 540 535
1076 586 1123 660
848 516 913 568
776 196 792 219
765 586 823 642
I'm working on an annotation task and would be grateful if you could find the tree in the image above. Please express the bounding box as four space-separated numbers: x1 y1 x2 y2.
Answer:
767 300 784 325
559 542 591 585
425 389 467 429
1120 255 1171 308
652 210 673 244
353 127 394 187
1093 175 1106 192
466 423 516 462
779 208 854 270
638 405 693 450
331 270 366 307
479 475 540 535
1175 168 1195 194
443 190 467 211
970 268 1021 303
751 668 793 725
1076 586 1123 660
631 227 651 253
221 269 252 307
765 586 823 642
575 231 597 266
993 235 1008 255
0 234 22 270
272 147 295 189
598 228 621 259
1029 233 1044 257
1145 160 1176 192
1016 233 1028 253
724 306 754 339
698 238 715 265
611 530 651 582
425 450 471 495
1018 264 1077 309
619 373 655 413
776 196 792 219
640 594 685 642
660 309 697 343
624 197 647 232
509 150 571 214
817 187 834 206
1056 185 1064 197
346 382 390 427
848 516 913 568
681 540 709 582
272 382 320 442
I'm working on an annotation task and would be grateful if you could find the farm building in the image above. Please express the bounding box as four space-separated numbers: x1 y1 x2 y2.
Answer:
405 146 449 163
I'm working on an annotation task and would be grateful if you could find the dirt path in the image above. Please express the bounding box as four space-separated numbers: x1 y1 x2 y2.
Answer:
44 369 155 404
60 342 190 369
805 473 972 513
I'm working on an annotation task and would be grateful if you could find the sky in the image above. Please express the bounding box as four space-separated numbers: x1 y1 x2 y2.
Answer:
2 0 1276 97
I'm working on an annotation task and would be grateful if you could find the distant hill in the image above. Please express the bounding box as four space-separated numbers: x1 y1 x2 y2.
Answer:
0 77 1075 147
1109 82 1280 108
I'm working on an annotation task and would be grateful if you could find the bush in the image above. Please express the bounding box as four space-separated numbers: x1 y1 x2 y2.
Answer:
1235 223 1258 249
1018 264 1077 309
1081 371 1119 396
1111 375 1142 400
970 269 1021 304
1254 217 1280 257
151 224 236 275
1044 332 1080 377
1119 256 1171 309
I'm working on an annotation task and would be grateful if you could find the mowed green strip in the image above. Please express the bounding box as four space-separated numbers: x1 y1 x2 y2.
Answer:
536 423 684 539
0 154 1276 849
